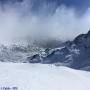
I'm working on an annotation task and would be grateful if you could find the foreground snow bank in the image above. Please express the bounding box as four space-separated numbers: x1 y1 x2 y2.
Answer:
0 63 90 90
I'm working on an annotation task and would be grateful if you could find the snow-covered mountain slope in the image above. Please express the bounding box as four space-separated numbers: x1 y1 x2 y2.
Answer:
0 31 90 71
28 30 90 71
0 44 44 63
0 63 90 90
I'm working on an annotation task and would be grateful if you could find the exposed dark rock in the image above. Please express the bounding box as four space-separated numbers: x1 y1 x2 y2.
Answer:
27 54 41 63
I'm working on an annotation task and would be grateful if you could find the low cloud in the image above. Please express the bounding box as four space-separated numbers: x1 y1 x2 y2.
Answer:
0 0 90 45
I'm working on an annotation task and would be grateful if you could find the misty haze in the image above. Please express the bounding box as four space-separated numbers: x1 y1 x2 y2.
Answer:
0 0 90 90
0 0 90 45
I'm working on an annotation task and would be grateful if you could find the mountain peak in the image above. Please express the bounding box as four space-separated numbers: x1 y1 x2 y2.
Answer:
85 30 90 38
73 30 90 47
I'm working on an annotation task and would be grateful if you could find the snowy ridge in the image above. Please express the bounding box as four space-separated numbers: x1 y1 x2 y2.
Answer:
28 30 90 71
0 31 90 71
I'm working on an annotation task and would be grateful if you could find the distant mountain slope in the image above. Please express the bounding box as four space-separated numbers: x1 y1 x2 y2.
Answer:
28 30 90 71
0 31 90 71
